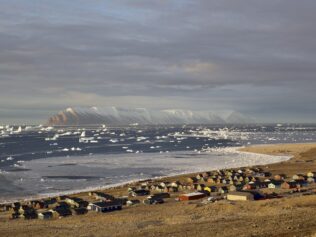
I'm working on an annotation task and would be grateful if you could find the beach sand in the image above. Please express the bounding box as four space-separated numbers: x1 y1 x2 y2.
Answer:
0 143 316 237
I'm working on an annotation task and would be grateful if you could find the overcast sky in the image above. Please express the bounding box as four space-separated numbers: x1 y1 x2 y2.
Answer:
0 0 316 124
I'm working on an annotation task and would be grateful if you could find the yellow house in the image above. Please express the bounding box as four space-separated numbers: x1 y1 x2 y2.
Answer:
227 192 254 201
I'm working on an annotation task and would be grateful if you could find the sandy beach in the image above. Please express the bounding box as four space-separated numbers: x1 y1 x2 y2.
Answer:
0 143 316 237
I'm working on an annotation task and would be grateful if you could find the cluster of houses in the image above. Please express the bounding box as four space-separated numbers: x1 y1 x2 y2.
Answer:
0 192 124 220
1 168 315 221
128 168 316 202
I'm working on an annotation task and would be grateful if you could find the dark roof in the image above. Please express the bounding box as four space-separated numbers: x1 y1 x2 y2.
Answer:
39 211 53 217
56 202 70 208
270 180 283 185
73 207 88 214
133 189 150 195
67 197 84 203
55 208 72 216
94 192 114 199
228 191 254 197
91 201 122 208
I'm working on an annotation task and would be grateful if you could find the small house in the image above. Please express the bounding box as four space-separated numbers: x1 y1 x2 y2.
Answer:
143 197 164 205
218 186 228 194
296 180 308 187
56 195 69 201
204 186 217 194
257 182 269 189
19 212 38 220
196 173 204 180
292 174 306 181
30 200 45 209
243 182 257 190
155 185 164 192
91 192 115 201
149 193 170 199
170 181 181 187
179 192 206 201
18 205 35 215
207 177 215 183
268 181 282 189
116 196 129 205
126 200 140 206
127 187 136 192
53 208 72 217
43 198 57 208
38 211 53 220
274 174 287 181
227 192 254 201
65 197 87 208
159 182 170 188
187 177 198 183
307 171 316 178
178 184 184 191
196 184 205 191
11 212 20 219
228 179 234 185
88 201 122 213
130 189 150 197
281 181 298 189
168 186 179 192
72 207 88 215
0 204 11 212
201 177 209 183
202 172 211 178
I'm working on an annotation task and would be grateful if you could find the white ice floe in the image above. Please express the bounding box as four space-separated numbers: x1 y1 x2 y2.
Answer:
45 134 59 141
79 137 94 143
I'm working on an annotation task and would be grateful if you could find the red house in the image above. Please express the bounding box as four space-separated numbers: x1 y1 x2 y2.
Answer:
179 192 206 201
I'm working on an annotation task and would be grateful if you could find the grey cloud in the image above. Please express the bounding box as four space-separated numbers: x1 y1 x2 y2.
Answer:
0 0 315 123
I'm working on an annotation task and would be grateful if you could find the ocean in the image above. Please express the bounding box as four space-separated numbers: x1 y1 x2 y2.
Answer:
0 124 316 202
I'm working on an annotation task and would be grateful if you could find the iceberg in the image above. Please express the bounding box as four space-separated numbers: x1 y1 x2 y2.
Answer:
47 107 255 126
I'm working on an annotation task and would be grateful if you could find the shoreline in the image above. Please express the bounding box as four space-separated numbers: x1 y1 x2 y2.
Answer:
1 142 316 237
0 145 293 204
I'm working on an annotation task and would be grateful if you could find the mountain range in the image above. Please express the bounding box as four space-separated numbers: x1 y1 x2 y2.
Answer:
47 107 256 126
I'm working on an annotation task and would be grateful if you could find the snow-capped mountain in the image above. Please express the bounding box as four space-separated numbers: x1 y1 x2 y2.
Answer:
47 107 255 125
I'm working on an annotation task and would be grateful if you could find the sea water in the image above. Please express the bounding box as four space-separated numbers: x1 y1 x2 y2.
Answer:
0 124 315 202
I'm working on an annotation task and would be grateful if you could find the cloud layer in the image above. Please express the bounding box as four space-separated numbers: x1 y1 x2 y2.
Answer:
0 0 316 123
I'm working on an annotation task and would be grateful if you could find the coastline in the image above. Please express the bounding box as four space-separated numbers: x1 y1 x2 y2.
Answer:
0 146 292 204
1 142 316 237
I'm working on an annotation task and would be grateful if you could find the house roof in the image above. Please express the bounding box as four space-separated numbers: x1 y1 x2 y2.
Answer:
228 192 254 197
181 192 205 197
90 201 122 208
39 211 53 217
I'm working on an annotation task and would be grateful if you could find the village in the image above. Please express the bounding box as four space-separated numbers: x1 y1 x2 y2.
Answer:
1 166 316 221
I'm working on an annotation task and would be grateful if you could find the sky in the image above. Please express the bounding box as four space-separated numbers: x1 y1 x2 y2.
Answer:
0 0 316 124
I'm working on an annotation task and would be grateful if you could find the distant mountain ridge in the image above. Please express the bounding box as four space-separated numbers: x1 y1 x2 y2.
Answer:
47 107 255 125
